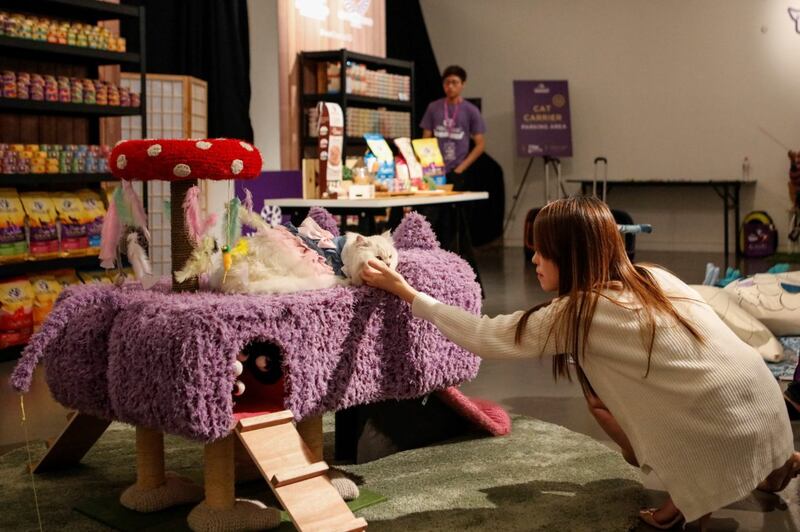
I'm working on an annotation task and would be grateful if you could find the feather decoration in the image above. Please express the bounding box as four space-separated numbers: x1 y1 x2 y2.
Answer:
243 187 254 213
174 235 217 284
183 186 218 246
99 199 121 269
224 197 242 249
112 185 133 228
122 180 149 240
126 231 152 280
239 208 270 233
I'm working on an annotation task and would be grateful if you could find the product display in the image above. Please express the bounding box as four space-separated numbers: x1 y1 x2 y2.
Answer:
0 12 126 51
0 188 104 263
316 101 344 196
0 277 33 348
412 137 447 184
20 192 59 257
0 144 111 174
0 188 28 260
322 61 410 101
0 70 139 106
364 134 395 190
307 106 411 139
52 191 90 252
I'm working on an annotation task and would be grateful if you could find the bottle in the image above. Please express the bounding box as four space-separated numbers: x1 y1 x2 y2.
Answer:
742 157 751 181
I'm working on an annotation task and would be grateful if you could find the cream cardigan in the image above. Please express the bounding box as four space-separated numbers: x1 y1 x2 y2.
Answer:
411 267 794 521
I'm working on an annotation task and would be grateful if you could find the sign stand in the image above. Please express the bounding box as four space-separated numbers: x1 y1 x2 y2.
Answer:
503 156 563 236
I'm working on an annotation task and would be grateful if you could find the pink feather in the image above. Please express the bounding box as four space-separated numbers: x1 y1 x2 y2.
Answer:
183 185 218 245
122 180 148 234
243 187 253 212
99 199 121 269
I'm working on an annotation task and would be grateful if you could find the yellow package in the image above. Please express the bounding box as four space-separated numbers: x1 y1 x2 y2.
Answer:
52 192 91 254
76 189 106 248
29 275 62 331
48 268 83 288
0 277 34 348
20 192 59 257
411 138 446 182
78 270 114 284
0 188 28 260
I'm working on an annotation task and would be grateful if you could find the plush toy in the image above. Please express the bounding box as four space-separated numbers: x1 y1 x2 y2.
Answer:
692 270 800 362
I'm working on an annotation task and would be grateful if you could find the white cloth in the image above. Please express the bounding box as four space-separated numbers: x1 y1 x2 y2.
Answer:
411 267 794 521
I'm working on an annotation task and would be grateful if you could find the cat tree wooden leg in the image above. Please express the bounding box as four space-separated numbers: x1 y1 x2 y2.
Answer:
188 433 281 531
204 434 235 509
136 427 166 489
120 427 204 512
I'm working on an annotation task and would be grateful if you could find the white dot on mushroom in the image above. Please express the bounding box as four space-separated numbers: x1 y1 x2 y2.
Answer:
116 154 127 169
239 141 254 152
195 141 212 150
147 144 162 157
231 159 243 175
173 163 192 177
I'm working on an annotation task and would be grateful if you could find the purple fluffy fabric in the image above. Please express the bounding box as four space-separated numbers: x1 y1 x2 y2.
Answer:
11 212 481 443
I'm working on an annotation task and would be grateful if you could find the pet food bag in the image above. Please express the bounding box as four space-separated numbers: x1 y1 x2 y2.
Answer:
0 277 34 348
412 138 446 186
78 270 114 284
76 188 106 248
317 101 344 197
0 188 28 261
29 275 62 332
52 191 90 253
20 192 59 257
394 137 423 188
49 268 83 289
365 134 395 191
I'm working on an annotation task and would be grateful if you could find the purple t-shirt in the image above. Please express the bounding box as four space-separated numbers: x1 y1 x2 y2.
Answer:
420 98 486 173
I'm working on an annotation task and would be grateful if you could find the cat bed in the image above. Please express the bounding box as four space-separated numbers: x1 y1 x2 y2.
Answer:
11 211 482 443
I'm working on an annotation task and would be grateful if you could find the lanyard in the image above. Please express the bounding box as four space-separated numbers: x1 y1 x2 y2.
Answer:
443 99 461 133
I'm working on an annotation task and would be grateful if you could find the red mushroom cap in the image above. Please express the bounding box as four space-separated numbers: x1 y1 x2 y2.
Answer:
109 139 262 181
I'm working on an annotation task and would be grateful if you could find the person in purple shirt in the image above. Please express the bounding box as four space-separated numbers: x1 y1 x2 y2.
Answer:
420 65 486 189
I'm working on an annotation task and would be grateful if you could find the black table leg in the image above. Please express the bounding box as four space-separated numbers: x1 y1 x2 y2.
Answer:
734 183 741 266
723 184 730 271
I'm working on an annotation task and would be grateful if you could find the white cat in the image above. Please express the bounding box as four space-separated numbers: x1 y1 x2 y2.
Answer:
341 231 398 286
211 210 398 294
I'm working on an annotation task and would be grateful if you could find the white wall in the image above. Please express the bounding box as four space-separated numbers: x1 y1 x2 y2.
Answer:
420 0 800 251
248 0 282 171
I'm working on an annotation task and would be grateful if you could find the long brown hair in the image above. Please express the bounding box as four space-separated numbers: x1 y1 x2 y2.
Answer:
515 196 702 385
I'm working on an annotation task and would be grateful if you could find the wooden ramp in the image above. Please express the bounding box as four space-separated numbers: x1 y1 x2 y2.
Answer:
32 411 111 473
236 411 367 532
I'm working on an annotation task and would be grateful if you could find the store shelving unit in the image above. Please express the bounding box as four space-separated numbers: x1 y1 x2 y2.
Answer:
298 49 414 167
0 0 146 361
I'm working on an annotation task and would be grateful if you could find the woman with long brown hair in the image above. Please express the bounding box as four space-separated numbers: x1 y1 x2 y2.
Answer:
361 196 799 529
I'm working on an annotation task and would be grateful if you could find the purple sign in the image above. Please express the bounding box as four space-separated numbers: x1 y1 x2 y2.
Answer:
513 80 572 157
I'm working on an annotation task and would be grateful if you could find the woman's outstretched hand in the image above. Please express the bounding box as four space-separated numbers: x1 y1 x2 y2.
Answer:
361 259 419 303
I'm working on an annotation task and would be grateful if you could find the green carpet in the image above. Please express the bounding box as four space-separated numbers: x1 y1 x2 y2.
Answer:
1 416 643 531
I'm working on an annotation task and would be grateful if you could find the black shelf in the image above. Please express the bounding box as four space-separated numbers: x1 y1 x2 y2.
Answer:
0 35 141 66
0 254 101 278
0 0 140 23
299 49 414 166
0 98 141 117
0 344 23 363
305 137 368 147
0 173 115 186
303 93 412 109
301 49 413 71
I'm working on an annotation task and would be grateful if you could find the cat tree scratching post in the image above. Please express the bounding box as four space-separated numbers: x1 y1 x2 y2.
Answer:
110 139 262 513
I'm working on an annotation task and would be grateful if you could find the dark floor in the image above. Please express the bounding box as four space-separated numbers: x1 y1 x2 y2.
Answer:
461 246 800 532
